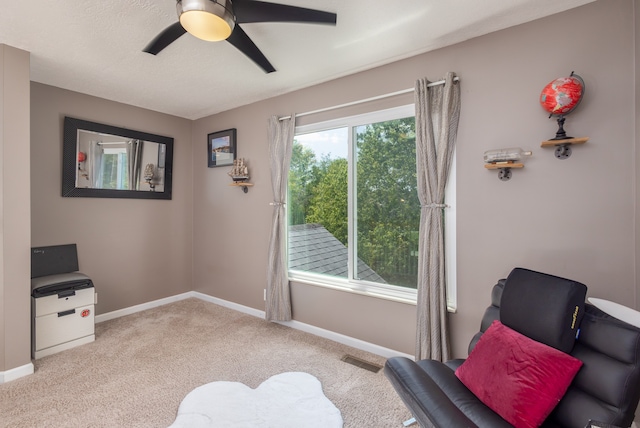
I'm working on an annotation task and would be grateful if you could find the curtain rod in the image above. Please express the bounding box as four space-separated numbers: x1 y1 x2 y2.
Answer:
96 140 137 145
279 76 460 121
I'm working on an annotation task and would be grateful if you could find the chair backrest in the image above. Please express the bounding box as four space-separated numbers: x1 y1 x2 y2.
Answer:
499 268 587 354
472 277 640 428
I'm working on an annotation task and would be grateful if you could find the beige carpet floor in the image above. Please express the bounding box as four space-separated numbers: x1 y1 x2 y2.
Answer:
0 298 412 427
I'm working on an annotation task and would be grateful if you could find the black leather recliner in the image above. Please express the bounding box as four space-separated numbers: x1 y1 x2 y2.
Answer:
385 268 640 428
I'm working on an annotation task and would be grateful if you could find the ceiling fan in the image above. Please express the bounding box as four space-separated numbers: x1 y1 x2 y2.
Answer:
144 0 337 73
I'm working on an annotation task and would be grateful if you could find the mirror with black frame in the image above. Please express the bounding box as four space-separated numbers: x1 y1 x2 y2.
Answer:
62 116 173 199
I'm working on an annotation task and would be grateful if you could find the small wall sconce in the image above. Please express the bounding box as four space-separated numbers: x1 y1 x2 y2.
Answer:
484 148 532 181
228 158 253 193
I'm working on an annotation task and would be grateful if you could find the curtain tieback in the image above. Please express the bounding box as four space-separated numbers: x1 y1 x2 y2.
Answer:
269 202 285 206
421 203 448 209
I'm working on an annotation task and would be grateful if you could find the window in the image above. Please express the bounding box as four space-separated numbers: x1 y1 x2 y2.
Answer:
287 104 456 307
100 147 129 190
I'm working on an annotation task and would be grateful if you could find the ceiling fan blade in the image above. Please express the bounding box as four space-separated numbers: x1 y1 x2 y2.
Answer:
226 25 276 73
233 0 337 25
143 22 187 55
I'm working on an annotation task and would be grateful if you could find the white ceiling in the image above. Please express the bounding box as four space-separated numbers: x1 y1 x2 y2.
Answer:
0 0 594 120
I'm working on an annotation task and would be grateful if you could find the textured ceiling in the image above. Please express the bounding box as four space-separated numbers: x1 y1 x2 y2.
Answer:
0 0 594 120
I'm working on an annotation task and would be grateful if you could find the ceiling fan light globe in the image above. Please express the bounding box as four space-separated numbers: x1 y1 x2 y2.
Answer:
180 11 232 41
177 0 235 42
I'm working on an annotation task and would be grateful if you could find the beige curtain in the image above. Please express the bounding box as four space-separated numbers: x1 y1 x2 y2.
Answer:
415 72 460 361
266 115 296 321
127 139 143 190
88 141 104 188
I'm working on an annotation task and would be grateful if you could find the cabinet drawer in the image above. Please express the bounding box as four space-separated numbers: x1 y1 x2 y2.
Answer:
33 287 94 316
34 304 95 351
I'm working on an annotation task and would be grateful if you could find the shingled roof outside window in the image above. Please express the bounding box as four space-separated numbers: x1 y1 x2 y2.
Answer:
288 223 386 284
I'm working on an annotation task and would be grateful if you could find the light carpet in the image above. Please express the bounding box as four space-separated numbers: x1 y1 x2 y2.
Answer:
169 372 342 427
0 298 411 427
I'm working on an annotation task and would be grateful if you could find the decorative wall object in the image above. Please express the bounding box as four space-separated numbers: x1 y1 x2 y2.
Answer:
228 158 253 193
208 128 236 168
484 147 532 181
62 116 173 199
539 72 589 159
539 72 584 124
144 163 156 191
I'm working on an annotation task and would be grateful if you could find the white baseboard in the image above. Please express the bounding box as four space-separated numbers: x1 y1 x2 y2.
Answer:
95 292 194 323
0 362 34 384
99 291 412 360
193 291 265 318
192 291 412 359
278 318 413 359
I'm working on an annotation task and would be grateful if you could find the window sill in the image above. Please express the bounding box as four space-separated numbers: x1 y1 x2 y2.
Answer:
288 271 457 313
289 271 417 305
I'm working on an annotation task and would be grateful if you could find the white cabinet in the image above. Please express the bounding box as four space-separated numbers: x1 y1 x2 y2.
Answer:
32 285 95 359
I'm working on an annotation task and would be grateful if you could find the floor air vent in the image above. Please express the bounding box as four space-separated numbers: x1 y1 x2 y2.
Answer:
340 355 382 373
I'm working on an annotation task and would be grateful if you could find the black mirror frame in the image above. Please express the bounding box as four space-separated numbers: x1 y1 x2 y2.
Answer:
62 116 174 200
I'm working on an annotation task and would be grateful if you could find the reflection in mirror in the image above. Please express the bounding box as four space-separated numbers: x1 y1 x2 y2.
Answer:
76 130 165 192
62 117 173 199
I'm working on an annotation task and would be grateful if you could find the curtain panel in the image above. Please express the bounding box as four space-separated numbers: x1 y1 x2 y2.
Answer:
89 141 104 188
266 115 296 321
127 139 143 190
414 72 461 361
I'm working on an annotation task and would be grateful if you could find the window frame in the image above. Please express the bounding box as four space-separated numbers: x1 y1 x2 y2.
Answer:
288 104 457 310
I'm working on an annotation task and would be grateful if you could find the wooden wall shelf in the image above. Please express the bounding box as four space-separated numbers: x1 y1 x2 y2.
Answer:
541 136 589 160
540 136 588 147
229 182 253 193
484 162 524 170
484 162 523 181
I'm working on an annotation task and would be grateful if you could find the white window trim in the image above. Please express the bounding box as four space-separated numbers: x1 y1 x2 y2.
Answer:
289 105 457 311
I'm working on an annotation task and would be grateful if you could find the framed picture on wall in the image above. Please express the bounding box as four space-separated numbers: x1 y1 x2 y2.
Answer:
208 128 237 168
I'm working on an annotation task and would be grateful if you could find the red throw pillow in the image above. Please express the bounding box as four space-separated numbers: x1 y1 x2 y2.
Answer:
455 320 582 428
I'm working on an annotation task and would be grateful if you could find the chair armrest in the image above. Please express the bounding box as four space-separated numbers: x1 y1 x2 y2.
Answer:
384 357 478 428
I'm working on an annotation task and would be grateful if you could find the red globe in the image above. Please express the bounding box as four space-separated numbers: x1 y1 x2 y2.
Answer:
539 75 584 116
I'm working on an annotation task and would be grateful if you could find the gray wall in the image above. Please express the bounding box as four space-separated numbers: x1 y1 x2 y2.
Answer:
21 1 639 363
30 84 194 315
636 0 640 315
192 0 639 357
0 45 31 373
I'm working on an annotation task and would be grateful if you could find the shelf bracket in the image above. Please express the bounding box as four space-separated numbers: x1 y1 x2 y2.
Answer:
554 144 572 159
498 168 512 181
484 162 523 181
541 137 588 160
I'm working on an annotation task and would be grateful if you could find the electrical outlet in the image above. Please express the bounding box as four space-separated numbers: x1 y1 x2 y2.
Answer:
263 289 266 301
